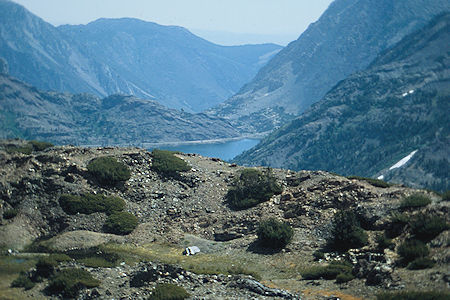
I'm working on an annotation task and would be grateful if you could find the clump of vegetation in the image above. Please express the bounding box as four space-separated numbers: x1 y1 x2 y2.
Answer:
46 268 100 298
301 261 353 281
149 283 190 300
386 212 409 238
104 211 138 235
375 233 394 250
347 176 391 188
36 256 58 278
3 208 18 219
313 250 325 260
59 193 125 215
11 272 35 290
226 168 282 210
442 190 450 201
407 257 435 270
327 210 368 251
400 193 431 209
66 247 119 268
87 156 131 185
397 239 429 265
151 149 190 177
336 272 355 283
376 290 450 300
5 140 53 154
257 218 293 249
410 214 448 242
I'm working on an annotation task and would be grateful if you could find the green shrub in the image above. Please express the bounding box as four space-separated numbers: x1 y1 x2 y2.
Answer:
36 256 58 278
335 272 355 283
227 168 282 210
66 247 119 268
28 140 53 151
375 233 394 250
302 261 352 280
347 176 391 188
410 214 448 242
49 253 72 263
149 283 190 300
87 156 131 185
386 212 409 238
327 210 368 251
5 144 32 155
59 193 125 215
151 149 190 176
376 291 450 300
398 239 429 264
407 257 435 270
442 190 450 201
313 250 325 260
3 208 18 219
46 268 100 298
257 218 293 249
400 194 431 209
104 211 138 235
11 272 35 290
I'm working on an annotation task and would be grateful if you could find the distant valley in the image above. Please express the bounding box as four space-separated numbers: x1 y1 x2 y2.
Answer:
0 0 281 112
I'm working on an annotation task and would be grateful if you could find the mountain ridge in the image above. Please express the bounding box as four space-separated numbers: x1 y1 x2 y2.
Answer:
234 13 450 192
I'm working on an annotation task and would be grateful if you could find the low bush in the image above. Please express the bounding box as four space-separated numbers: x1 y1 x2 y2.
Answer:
3 208 18 219
335 272 355 283
442 190 450 201
49 253 72 263
87 156 131 185
407 257 435 270
11 272 35 290
104 211 138 235
59 193 125 215
151 149 190 177
227 168 282 210
36 256 58 278
66 247 119 268
397 239 429 264
376 291 450 300
257 218 293 249
375 233 394 250
28 140 53 151
327 210 368 251
410 214 448 242
313 250 325 260
46 268 100 298
347 176 391 188
302 261 353 280
386 212 409 238
400 194 431 209
149 283 190 300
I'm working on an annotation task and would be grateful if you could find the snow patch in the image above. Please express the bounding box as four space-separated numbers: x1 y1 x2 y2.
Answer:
389 150 418 170
377 175 384 180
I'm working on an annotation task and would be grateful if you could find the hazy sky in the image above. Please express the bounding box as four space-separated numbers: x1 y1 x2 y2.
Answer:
13 0 333 45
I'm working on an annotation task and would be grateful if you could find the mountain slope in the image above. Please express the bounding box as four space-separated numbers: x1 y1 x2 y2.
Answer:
209 0 450 132
0 0 281 112
235 13 450 192
0 73 241 145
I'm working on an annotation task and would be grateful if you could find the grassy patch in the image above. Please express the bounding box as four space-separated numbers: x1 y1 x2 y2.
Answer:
376 291 450 300
10 272 35 290
400 194 431 209
5 140 53 155
301 261 353 280
149 283 189 300
59 193 125 215
46 268 100 298
66 247 120 268
347 176 391 188
407 257 435 270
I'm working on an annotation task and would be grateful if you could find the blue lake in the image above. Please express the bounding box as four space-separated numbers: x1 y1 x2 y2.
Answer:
154 138 260 161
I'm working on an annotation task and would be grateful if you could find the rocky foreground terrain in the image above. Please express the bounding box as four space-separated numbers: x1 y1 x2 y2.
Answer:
0 140 448 299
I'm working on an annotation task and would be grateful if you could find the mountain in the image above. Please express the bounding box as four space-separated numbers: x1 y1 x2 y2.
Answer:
0 140 448 299
0 72 241 145
0 0 281 112
234 13 450 192
208 0 450 132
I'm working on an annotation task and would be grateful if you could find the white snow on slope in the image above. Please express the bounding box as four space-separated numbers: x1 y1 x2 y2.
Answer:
389 150 418 170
